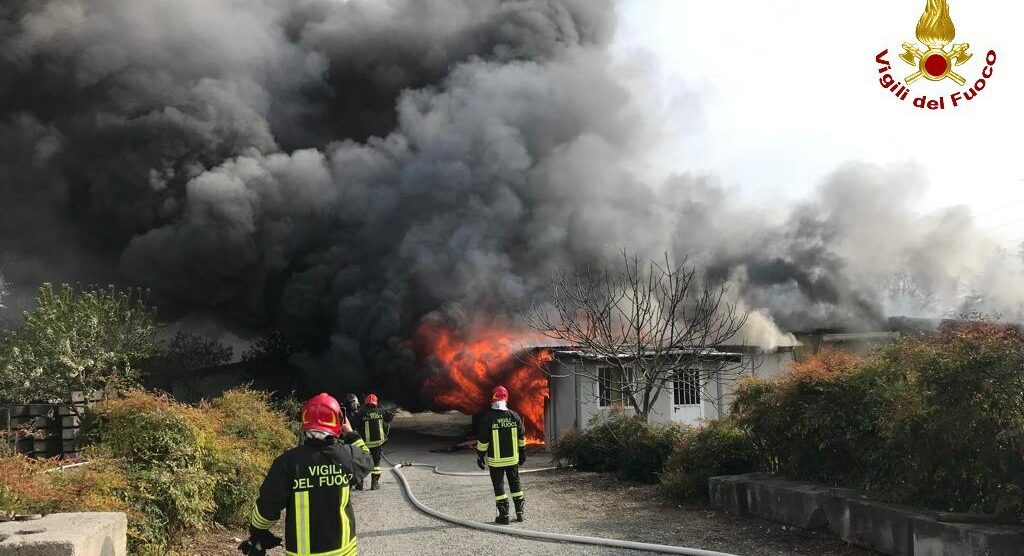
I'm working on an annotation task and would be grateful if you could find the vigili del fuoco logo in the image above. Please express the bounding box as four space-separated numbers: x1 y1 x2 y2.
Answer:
875 0 997 110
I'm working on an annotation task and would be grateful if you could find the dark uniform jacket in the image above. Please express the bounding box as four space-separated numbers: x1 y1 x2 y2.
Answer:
475 408 526 468
251 433 373 556
357 407 393 449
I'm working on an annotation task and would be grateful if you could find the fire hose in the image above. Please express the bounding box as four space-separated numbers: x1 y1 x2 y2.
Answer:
384 455 740 556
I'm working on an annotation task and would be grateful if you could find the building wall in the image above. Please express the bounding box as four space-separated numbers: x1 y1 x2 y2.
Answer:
544 349 796 447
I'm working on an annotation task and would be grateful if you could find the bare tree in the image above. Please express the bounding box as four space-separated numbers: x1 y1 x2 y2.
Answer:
522 251 750 421
884 270 937 315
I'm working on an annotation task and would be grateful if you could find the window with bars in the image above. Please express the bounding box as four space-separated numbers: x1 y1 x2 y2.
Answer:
598 366 624 407
673 370 701 406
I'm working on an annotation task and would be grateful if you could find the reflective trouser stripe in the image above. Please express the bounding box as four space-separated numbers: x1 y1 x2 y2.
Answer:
495 494 508 501
294 491 310 554
372 467 381 475
340 486 350 548
511 491 524 498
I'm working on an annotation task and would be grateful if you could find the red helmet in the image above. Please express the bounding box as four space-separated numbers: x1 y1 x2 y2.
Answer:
491 385 509 402
365 393 378 406
301 393 342 436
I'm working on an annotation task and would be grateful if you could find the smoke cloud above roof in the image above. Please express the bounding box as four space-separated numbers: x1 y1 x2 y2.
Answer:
0 0 1019 401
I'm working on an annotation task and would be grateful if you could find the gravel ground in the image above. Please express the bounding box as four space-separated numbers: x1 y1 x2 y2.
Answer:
185 413 877 556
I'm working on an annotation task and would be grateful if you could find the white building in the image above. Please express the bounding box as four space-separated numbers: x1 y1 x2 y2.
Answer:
541 345 796 447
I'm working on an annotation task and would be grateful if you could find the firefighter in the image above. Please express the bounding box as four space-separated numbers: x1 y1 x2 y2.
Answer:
239 393 373 556
476 385 526 525
343 393 361 420
343 394 365 490
355 393 394 491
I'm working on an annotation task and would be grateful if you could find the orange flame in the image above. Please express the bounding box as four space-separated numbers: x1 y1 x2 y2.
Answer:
417 322 552 443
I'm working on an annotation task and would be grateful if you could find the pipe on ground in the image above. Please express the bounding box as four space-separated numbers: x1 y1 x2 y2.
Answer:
390 463 740 556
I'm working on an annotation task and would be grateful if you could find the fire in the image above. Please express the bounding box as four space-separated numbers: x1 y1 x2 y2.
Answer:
417 322 552 443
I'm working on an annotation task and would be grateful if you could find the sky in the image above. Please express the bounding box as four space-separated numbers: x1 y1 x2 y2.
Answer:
614 0 1024 249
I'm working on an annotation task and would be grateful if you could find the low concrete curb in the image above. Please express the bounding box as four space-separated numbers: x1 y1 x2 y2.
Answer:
0 512 127 556
709 474 1024 556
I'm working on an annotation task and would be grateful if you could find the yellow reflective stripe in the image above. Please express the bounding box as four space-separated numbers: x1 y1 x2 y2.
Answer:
488 456 518 467
495 493 509 501
340 485 350 548
492 429 500 459
476 441 489 451
294 491 310 554
511 491 524 498
251 506 276 529
378 419 385 442
511 427 519 462
363 420 370 442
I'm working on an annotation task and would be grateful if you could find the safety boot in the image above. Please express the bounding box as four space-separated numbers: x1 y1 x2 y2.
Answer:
370 474 380 490
494 499 510 525
513 497 525 522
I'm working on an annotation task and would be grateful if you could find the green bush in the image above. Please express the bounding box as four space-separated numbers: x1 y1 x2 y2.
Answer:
0 283 158 403
733 322 1024 519
661 419 758 499
554 412 686 483
74 388 296 552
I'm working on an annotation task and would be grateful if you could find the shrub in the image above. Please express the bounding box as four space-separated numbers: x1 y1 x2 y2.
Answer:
0 283 158 403
554 411 686 483
0 455 129 516
661 419 758 499
208 388 297 455
733 322 1024 519
74 388 296 552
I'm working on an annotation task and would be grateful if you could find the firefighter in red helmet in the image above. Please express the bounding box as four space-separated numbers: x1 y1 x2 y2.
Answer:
353 393 394 491
476 385 527 524
239 393 373 556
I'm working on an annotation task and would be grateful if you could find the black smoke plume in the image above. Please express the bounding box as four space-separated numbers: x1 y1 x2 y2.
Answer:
1 0 1019 405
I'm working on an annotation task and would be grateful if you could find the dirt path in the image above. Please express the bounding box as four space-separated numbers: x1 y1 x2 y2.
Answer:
185 414 876 556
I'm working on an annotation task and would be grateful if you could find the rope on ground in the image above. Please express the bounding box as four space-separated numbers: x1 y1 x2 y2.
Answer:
389 463 740 556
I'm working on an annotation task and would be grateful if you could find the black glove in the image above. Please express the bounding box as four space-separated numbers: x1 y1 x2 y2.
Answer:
238 526 281 556
519 451 526 466
476 452 486 470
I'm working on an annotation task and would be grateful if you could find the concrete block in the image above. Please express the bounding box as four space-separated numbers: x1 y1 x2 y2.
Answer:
824 496 920 555
710 474 1024 556
912 518 1024 556
745 477 831 530
709 474 755 515
0 513 126 556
